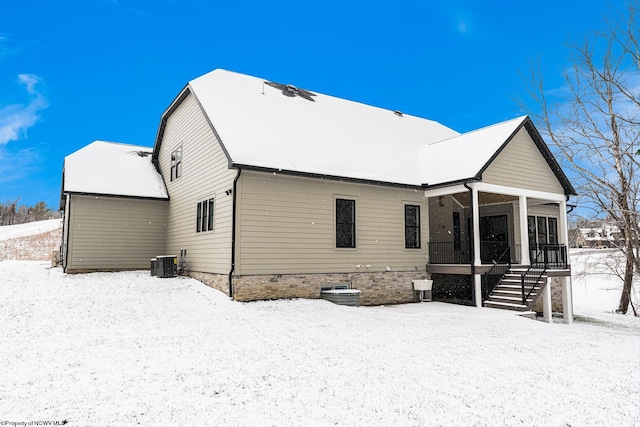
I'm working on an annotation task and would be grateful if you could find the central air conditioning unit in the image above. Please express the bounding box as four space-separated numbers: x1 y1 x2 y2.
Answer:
156 255 178 278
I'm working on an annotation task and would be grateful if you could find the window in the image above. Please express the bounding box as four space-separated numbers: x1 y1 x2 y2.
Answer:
336 199 356 248
453 211 461 250
548 217 558 244
537 216 547 247
171 145 182 181
528 215 559 247
405 205 421 249
196 202 202 233
196 197 215 233
201 200 208 232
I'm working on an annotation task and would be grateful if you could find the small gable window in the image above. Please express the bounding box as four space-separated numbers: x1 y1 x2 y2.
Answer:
171 145 182 181
196 197 215 233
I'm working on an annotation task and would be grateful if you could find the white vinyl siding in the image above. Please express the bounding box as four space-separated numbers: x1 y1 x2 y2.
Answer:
482 128 565 194
235 171 428 275
157 91 236 273
65 195 168 272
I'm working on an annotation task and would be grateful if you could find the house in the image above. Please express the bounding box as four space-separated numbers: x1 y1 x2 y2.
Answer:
575 223 623 248
59 141 169 271
59 69 577 321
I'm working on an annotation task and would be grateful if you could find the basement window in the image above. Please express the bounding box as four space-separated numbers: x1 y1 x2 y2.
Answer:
171 145 182 181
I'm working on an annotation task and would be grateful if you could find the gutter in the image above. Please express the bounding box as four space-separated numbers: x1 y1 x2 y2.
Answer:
228 168 242 298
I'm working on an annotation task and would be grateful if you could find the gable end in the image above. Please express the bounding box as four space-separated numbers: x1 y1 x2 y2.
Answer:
477 117 576 196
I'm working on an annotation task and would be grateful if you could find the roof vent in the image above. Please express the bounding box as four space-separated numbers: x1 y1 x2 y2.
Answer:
394 110 403 117
132 150 152 157
265 81 317 102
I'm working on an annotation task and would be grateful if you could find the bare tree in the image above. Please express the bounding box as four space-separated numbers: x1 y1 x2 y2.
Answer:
530 1 639 315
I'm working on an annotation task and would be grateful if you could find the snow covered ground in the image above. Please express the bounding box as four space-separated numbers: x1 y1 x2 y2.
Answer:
0 218 61 241
0 219 62 261
0 223 638 426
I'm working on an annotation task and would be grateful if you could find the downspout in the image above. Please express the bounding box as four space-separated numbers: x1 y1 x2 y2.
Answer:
228 168 242 298
62 195 71 272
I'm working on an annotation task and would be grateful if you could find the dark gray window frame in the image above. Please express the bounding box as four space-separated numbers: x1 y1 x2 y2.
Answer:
336 198 356 249
196 197 215 233
170 145 182 181
405 204 421 249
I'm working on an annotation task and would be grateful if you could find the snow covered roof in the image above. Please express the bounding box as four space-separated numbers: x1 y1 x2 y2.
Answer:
152 69 573 193
578 225 621 241
62 141 168 200
419 116 527 186
188 69 461 186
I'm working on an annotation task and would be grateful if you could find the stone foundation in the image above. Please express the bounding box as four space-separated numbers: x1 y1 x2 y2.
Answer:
532 276 565 313
187 271 230 296
231 271 428 305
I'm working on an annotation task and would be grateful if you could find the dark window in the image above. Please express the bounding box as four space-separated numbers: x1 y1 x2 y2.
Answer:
453 211 461 250
207 198 215 231
336 199 356 248
527 215 537 249
196 197 215 233
196 202 202 233
171 146 182 181
201 200 208 232
405 205 421 249
537 216 548 245
548 217 558 244
528 215 558 247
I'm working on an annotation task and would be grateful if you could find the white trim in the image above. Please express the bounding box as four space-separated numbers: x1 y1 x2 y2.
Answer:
423 184 470 198
470 182 566 202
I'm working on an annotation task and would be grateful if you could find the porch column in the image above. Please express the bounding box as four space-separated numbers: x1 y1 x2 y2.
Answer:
518 195 531 266
559 199 574 323
559 199 570 261
471 187 481 266
471 186 482 308
562 277 574 324
474 274 482 308
542 276 553 324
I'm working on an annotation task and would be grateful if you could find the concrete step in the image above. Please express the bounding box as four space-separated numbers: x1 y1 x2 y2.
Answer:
484 300 529 311
491 290 537 298
486 295 533 304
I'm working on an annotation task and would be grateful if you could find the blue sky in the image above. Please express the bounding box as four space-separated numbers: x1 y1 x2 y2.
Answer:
0 0 619 210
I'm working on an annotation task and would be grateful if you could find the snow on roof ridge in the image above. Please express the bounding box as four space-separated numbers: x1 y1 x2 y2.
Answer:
191 68 446 124
90 140 152 150
427 115 528 146
188 69 461 185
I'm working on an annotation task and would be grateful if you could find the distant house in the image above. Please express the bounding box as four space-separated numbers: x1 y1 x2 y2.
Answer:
575 223 623 248
59 69 577 320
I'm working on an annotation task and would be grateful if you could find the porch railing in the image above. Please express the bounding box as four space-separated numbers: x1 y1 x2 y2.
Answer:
427 242 568 270
482 246 511 301
428 242 471 264
520 244 564 305
529 244 568 269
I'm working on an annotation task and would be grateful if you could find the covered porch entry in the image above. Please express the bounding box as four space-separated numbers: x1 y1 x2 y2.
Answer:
424 182 573 323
